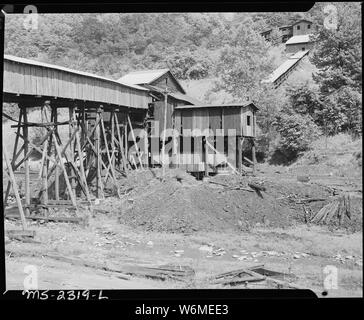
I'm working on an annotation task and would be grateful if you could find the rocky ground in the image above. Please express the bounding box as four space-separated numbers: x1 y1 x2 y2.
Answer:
5 164 363 297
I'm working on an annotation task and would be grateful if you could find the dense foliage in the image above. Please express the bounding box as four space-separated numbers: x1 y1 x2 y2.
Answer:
3 3 362 163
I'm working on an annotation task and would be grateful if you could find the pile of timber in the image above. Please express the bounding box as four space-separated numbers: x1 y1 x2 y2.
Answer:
210 265 301 289
310 195 351 225
6 250 195 282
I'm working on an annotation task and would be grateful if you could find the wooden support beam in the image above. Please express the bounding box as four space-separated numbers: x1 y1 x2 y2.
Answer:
75 130 91 202
54 107 60 201
237 137 242 173
205 139 239 175
95 107 103 198
52 132 77 207
127 115 144 169
252 139 256 175
13 129 53 171
3 145 27 230
22 106 30 217
111 110 115 170
69 106 77 196
4 110 23 207
124 120 128 165
100 117 120 195
114 114 128 175
41 140 48 206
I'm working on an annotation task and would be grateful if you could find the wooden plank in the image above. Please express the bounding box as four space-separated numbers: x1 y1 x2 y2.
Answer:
3 146 27 230
52 132 77 207
208 108 222 132
223 107 241 136
23 107 30 217
127 115 144 169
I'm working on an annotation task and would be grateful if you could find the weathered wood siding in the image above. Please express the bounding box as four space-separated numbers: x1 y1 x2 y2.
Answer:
3 58 151 108
223 107 242 136
241 105 256 137
151 72 184 94
208 108 222 132
154 98 175 135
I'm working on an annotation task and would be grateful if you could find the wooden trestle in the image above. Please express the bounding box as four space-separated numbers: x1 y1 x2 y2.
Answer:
3 103 138 217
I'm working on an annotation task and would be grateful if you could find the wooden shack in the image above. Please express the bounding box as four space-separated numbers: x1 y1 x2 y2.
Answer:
173 102 258 175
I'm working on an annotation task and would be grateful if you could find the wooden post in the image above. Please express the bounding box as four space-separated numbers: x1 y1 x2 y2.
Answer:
95 107 103 198
237 136 242 173
127 115 144 169
114 113 128 175
4 109 23 207
111 110 115 170
3 146 27 230
252 138 256 175
52 132 77 207
75 130 91 202
161 89 168 178
69 106 77 196
41 140 48 207
100 117 119 189
203 136 209 177
53 106 59 201
124 118 128 165
22 106 30 217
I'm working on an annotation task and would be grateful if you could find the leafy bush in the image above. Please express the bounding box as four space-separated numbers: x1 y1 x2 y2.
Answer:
272 113 321 161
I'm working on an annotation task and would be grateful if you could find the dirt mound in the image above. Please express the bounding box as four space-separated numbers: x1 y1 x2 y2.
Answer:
95 168 361 234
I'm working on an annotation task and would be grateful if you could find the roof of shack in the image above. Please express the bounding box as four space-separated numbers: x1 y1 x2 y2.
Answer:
175 101 258 110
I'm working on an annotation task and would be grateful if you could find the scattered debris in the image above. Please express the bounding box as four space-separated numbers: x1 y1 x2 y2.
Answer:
297 175 310 183
146 241 154 247
211 267 266 286
199 245 213 253
7 229 36 242
311 195 351 225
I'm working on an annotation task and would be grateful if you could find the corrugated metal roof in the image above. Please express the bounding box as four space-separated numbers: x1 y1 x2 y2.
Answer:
285 34 313 45
169 92 203 105
175 101 258 110
4 54 148 91
262 50 309 83
262 59 299 83
118 68 186 94
290 50 310 59
117 69 170 85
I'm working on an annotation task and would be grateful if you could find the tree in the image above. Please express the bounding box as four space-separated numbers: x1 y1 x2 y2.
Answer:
215 18 274 99
310 2 362 136
272 112 321 162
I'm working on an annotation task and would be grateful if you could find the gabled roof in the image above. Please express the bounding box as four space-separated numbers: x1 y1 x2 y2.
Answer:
117 68 186 94
292 19 313 26
142 84 202 105
286 34 313 45
169 92 203 105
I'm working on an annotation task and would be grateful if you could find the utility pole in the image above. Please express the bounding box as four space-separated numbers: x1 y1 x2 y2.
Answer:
161 78 169 180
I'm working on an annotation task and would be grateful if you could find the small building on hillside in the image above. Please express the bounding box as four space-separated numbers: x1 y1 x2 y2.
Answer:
285 34 314 54
260 18 314 45
292 19 313 36
260 25 293 43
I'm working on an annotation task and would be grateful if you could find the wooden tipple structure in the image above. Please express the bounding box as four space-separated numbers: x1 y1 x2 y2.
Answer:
2 55 258 224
